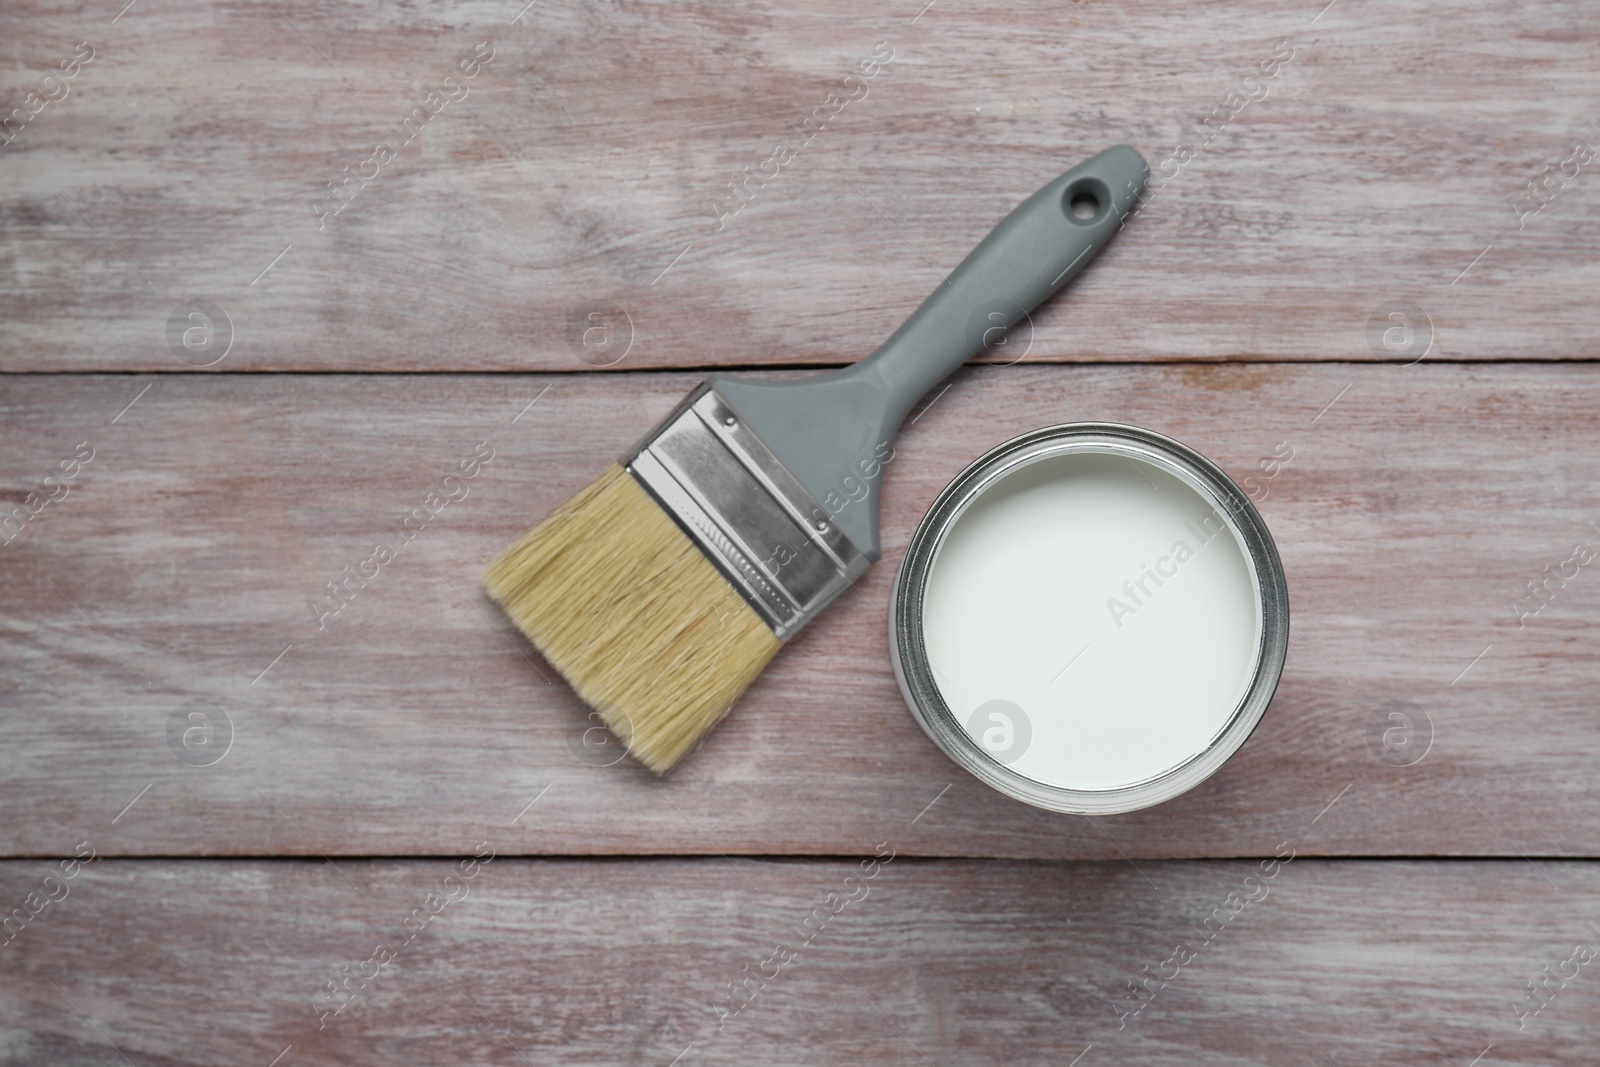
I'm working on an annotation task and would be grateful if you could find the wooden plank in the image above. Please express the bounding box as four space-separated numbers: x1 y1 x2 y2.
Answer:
2 363 1597 858
1 856 1595 1063
2 0 1598 371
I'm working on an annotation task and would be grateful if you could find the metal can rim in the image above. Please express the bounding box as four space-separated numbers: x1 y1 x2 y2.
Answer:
890 422 1290 815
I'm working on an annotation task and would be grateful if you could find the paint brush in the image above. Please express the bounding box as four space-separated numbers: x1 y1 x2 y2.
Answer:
483 145 1149 771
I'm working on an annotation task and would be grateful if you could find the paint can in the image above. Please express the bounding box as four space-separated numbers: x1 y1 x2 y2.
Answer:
890 423 1289 814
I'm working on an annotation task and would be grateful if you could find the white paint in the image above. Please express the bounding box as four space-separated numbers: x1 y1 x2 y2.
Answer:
922 451 1261 792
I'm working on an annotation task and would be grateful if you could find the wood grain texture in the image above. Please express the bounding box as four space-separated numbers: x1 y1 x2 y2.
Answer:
7 0 1599 1054
3 364 1598 858
3 0 1599 371
1 857 1595 1065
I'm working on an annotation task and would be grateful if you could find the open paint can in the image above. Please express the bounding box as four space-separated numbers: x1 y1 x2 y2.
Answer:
891 423 1289 814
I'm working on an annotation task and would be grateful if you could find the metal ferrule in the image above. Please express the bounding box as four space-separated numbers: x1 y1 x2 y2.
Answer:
624 384 871 641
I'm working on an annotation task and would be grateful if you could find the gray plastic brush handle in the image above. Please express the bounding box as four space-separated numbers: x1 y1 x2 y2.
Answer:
853 143 1149 425
711 144 1149 561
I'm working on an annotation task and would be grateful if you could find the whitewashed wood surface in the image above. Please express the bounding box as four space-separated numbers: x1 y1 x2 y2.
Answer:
1 857 1594 1066
2 0 1598 370
2 365 1596 858
6 0 1600 1058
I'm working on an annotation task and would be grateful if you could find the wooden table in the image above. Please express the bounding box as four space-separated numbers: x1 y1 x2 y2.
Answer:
3 0 1597 1062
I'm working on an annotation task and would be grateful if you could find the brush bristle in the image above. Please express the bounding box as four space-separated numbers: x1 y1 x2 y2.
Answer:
482 464 781 772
